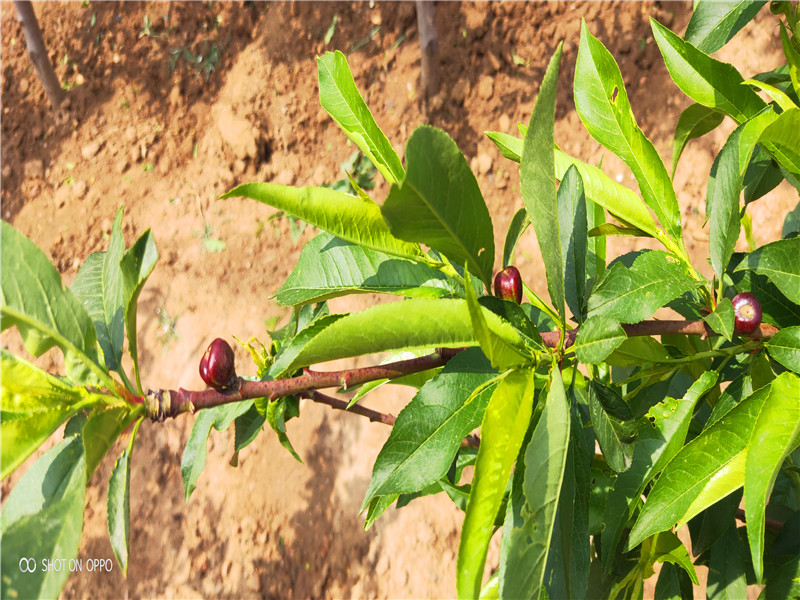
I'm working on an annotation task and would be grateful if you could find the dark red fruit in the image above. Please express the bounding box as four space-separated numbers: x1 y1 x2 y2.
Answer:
494 266 523 304
199 338 237 390
732 292 762 334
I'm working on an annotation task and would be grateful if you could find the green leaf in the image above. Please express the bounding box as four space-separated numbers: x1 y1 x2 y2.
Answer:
276 233 459 306
457 368 536 599
543 406 590 600
0 350 96 479
707 109 778 278
783 201 800 238
107 418 142 576
521 43 565 323
730 264 800 328
744 372 800 582
651 17 767 123
587 251 700 323
222 183 425 261
780 22 800 100
766 326 800 373
364 494 398 531
758 555 800 600
707 525 747 600
233 403 265 454
671 103 725 176
263 396 302 463
347 349 442 408
575 21 682 241
642 530 699 585
180 402 253 500
503 208 530 268
361 348 497 509
759 107 800 177
119 229 158 395
279 299 526 373
71 207 126 374
0 221 107 386
589 381 636 472
268 313 346 378
734 238 800 303
559 165 588 323
485 131 661 239
573 315 626 364
743 78 798 111
703 297 735 341
627 374 793 549
382 126 495 287
0 436 86 600
317 51 404 185
465 271 531 370
606 336 671 366
602 371 717 571
500 367 570 599
82 405 138 478
684 0 766 54
588 223 651 238
743 146 785 204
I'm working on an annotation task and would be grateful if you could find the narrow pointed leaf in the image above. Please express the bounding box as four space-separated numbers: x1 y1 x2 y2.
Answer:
766 326 800 373
317 51 404 185
120 229 158 395
276 233 459 306
521 43 565 322
503 208 530 268
486 131 661 239
465 271 531 370
222 182 425 261
744 372 800 582
457 368 535 598
573 315 626 364
707 109 778 278
575 22 681 240
501 367 570 598
82 405 139 478
589 381 635 472
703 297 735 341
684 0 766 54
382 126 495 287
0 221 106 386
0 436 86 600
282 299 527 373
672 103 725 176
107 418 142 576
651 18 766 123
558 165 588 323
734 238 800 303
361 349 497 509
0 350 97 479
587 251 700 323
602 371 716 570
627 375 792 549
181 402 254 500
71 207 126 374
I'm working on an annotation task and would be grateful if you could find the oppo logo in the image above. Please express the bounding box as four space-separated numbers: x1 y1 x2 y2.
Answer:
18 558 37 573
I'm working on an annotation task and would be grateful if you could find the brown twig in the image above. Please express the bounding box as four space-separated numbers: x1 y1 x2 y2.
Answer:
299 390 481 449
300 390 395 425
735 508 784 533
144 320 778 421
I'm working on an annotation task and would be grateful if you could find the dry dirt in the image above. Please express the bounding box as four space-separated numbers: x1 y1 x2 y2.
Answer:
0 1 795 599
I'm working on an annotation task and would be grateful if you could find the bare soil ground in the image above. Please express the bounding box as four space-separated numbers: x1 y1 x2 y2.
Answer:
1 2 794 598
